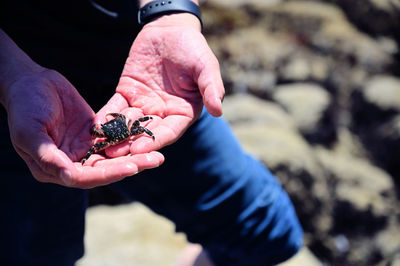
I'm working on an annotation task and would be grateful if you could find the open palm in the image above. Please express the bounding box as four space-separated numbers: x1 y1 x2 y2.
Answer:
96 22 225 157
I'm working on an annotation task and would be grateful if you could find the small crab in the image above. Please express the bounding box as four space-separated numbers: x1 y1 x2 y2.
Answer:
81 113 155 165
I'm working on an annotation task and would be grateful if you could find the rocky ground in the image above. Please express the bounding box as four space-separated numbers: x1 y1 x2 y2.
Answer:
79 0 400 265
204 0 400 265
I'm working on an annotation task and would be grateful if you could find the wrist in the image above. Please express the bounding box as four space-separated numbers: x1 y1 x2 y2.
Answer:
138 0 202 31
143 12 201 31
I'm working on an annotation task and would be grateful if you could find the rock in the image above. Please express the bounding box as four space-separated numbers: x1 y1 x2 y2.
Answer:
223 93 296 129
376 216 400 266
273 83 335 143
351 75 400 180
367 115 400 183
364 75 400 111
324 0 400 45
262 1 394 72
204 0 394 100
223 86 400 265
223 94 318 173
223 94 333 246
208 26 296 95
330 128 368 159
278 247 323 266
314 146 399 264
205 0 400 265
382 253 400 266
315 147 394 219
378 115 400 171
76 203 187 266
278 56 313 81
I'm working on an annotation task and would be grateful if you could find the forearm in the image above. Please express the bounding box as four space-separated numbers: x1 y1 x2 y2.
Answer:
0 29 43 107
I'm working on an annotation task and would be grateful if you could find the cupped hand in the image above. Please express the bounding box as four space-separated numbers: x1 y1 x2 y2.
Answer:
96 14 225 157
5 69 164 188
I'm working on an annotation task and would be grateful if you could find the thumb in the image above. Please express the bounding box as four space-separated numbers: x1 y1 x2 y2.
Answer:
197 53 225 117
36 142 77 186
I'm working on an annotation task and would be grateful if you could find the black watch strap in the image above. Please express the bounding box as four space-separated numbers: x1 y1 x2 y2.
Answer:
138 0 202 28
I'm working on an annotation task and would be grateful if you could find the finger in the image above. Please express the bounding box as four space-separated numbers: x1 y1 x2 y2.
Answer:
96 151 165 172
196 53 225 117
36 142 76 180
104 142 131 158
14 129 76 185
71 151 165 189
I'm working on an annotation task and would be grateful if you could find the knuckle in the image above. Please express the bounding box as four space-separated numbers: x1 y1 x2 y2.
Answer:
40 68 61 80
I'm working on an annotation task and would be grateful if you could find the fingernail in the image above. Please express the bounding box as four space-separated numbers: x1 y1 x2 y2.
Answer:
60 169 73 186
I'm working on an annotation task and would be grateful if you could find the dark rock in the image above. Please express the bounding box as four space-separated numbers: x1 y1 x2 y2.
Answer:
351 75 400 182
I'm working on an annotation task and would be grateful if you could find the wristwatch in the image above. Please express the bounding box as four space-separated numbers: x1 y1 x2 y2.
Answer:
138 0 203 28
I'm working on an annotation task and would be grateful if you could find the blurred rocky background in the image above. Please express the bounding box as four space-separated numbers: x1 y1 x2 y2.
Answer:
78 0 400 265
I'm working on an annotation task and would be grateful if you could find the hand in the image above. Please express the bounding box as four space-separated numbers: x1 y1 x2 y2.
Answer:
3 69 164 188
96 13 225 157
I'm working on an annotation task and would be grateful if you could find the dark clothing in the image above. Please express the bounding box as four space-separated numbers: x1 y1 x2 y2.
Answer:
1 0 141 111
0 1 303 265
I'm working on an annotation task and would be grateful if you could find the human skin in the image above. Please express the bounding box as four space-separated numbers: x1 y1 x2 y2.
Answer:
94 2 222 265
0 2 223 264
0 2 224 188
95 6 224 159
0 29 164 188
92 2 222 265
